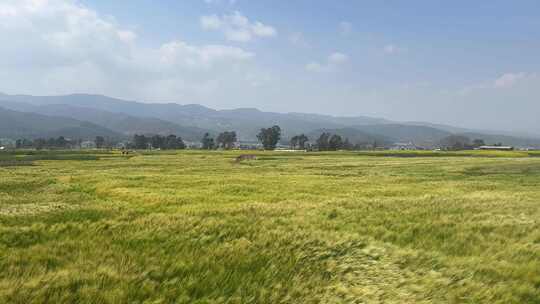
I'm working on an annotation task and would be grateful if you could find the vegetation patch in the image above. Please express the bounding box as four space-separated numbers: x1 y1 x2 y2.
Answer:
0 160 33 167
1 150 539 303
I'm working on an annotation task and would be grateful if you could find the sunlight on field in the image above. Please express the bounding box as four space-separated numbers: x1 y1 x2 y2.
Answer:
1 150 539 303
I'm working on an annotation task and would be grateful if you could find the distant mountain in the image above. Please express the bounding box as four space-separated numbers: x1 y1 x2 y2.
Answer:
0 107 121 140
457 132 540 148
0 93 539 147
352 124 452 146
0 100 211 141
0 94 352 140
288 112 390 126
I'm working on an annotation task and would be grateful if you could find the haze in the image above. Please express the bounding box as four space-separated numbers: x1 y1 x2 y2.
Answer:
1 0 539 134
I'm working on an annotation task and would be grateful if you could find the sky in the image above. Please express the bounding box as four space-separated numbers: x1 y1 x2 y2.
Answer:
0 0 539 134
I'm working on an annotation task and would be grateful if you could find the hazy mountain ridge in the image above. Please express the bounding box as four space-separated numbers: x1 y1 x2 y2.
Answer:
0 101 212 141
0 107 121 139
0 93 539 147
352 124 452 146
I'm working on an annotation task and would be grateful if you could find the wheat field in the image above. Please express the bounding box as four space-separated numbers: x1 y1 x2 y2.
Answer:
1 150 539 303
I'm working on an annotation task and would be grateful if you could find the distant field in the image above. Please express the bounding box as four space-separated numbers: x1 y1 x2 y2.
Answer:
1 150 539 303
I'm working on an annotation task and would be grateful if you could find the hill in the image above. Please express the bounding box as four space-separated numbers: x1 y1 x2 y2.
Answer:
0 101 212 142
0 107 121 140
352 124 452 147
0 93 539 147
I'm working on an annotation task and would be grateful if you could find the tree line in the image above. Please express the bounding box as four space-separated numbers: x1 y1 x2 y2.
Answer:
14 136 110 150
8 124 498 151
130 134 186 150
201 126 282 150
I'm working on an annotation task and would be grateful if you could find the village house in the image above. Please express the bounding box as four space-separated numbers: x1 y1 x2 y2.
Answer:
478 146 514 151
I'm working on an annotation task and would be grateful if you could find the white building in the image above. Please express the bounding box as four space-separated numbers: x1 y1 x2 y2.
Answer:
80 141 96 149
478 146 514 151
391 142 419 150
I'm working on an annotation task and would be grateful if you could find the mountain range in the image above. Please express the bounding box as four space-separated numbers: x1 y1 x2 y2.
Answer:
0 92 539 148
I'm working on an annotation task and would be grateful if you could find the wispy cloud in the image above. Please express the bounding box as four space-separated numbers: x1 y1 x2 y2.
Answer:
200 11 277 42
306 52 349 72
458 72 534 96
204 0 237 5
289 31 310 48
494 72 527 88
383 44 406 55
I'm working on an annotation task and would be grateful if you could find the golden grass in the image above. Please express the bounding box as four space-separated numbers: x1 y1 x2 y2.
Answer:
0 150 539 303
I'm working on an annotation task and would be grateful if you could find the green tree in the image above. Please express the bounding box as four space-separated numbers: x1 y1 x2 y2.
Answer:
290 136 299 150
217 131 237 150
472 139 485 148
257 126 281 150
316 133 331 151
151 135 165 149
329 134 343 151
34 138 46 150
95 136 105 149
133 134 148 149
290 134 309 150
56 136 68 148
201 133 215 150
439 135 471 151
342 138 353 150
174 136 186 150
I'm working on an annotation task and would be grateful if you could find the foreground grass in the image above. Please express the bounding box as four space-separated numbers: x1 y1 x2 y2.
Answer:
1 150 539 303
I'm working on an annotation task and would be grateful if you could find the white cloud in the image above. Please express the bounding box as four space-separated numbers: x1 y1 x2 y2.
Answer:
339 21 352 36
383 44 408 55
0 0 257 101
328 52 348 64
117 30 137 43
204 0 237 4
200 11 277 42
159 41 254 68
494 72 526 88
200 15 222 30
458 72 535 96
289 31 309 47
306 52 349 72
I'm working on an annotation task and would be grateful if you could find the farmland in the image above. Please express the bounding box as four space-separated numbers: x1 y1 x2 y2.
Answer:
1 150 539 303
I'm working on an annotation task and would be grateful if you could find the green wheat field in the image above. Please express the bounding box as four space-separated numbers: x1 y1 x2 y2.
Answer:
1 150 540 303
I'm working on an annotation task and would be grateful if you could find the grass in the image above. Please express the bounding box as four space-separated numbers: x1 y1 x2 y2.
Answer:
1 150 539 303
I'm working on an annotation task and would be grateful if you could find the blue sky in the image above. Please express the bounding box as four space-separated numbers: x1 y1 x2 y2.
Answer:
0 0 539 133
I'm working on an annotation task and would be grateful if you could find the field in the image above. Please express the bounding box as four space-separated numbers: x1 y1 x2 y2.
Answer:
1 150 539 303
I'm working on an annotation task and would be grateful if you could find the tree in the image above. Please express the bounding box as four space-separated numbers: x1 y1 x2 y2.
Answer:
329 134 343 151
439 135 471 151
165 135 177 149
217 131 237 150
316 133 331 151
34 138 46 150
257 125 281 150
172 136 186 150
133 134 148 149
141 134 186 150
290 136 299 150
201 133 215 150
472 139 485 148
56 136 68 148
342 138 353 150
151 135 165 149
95 136 105 149
290 134 309 150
